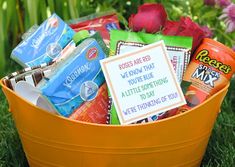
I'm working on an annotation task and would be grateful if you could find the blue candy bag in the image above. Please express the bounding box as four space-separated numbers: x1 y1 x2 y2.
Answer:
11 13 75 67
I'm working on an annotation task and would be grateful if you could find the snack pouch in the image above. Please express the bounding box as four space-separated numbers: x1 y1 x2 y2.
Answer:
176 38 235 112
69 11 120 45
39 35 108 117
108 30 193 124
69 83 109 124
11 13 75 67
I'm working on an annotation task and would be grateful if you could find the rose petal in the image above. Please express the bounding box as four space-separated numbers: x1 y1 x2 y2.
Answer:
128 14 135 30
163 20 180 35
163 16 205 52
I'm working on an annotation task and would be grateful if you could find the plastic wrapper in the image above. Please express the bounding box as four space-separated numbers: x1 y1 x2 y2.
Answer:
39 33 108 117
69 83 109 124
69 11 120 45
3 40 77 91
2 62 53 90
168 38 235 115
11 13 75 67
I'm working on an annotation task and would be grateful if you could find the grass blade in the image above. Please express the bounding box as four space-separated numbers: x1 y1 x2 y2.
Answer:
0 1 6 77
39 0 48 20
27 0 38 25
47 0 55 12
68 0 79 19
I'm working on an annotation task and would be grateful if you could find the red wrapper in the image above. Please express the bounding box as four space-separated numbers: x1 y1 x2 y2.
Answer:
69 11 120 45
69 83 109 124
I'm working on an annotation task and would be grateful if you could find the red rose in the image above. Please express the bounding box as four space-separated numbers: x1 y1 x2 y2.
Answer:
163 17 205 52
161 20 179 35
129 3 167 33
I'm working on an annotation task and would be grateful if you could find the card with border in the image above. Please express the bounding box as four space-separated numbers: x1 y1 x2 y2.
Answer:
100 41 186 124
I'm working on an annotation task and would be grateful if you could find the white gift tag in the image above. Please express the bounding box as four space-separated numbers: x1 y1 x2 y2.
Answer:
100 41 186 124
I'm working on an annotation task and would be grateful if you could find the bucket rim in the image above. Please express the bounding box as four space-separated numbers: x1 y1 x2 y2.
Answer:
0 78 229 128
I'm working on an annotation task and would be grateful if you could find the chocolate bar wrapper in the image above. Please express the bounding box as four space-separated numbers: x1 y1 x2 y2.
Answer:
3 62 53 90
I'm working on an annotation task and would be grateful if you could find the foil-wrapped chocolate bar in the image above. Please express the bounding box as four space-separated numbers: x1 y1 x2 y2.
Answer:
3 62 53 90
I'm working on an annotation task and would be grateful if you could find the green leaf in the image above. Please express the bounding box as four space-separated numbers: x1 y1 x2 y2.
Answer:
180 80 192 94
61 0 70 20
117 12 129 30
47 0 55 12
0 1 6 77
68 0 79 19
39 0 48 20
5 0 16 30
16 0 24 33
143 0 156 2
22 0 30 29
201 10 217 20
27 0 39 25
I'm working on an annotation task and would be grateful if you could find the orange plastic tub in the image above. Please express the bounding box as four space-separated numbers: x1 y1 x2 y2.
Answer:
1 79 229 167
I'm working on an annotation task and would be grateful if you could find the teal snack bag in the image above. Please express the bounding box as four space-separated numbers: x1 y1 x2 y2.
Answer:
108 30 193 124
39 33 108 117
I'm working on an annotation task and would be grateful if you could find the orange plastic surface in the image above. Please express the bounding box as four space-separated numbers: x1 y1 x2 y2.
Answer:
0 79 229 167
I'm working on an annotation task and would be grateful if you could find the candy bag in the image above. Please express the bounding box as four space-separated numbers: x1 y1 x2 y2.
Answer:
175 38 235 113
108 30 192 124
11 13 75 67
69 11 120 45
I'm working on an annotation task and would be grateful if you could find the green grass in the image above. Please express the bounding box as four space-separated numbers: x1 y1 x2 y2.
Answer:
0 90 29 167
201 81 235 167
0 61 28 167
0 61 235 167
